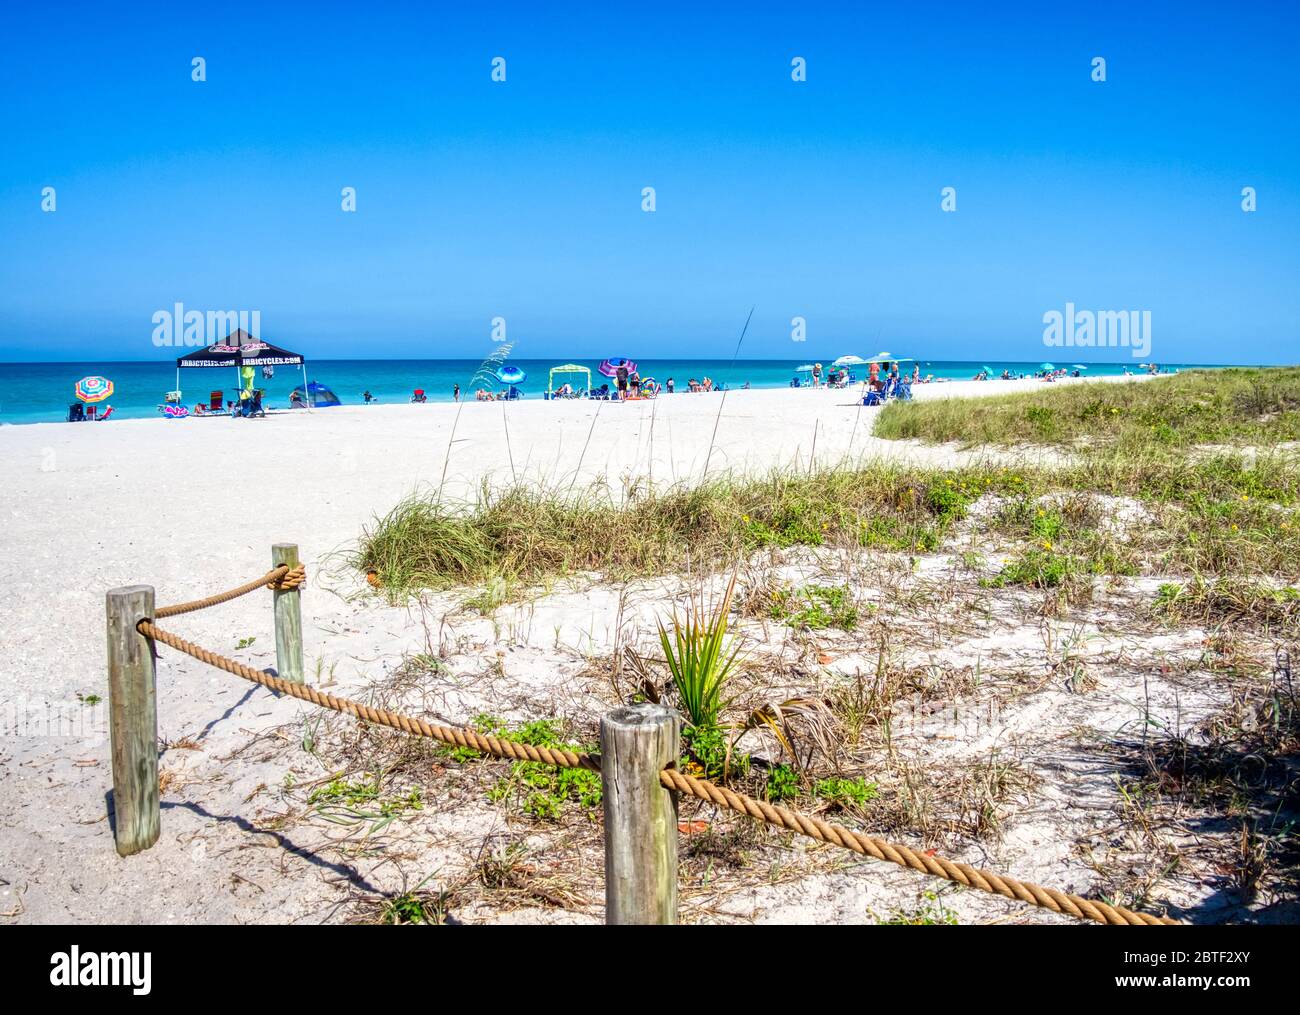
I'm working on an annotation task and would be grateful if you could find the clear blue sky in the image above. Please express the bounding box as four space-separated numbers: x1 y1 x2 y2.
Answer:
1 0 1296 363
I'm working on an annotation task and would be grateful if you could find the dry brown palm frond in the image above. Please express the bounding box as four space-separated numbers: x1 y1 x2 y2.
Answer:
735 695 839 771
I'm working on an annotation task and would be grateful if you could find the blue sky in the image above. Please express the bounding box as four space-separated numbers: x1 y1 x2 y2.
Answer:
1 1 1296 363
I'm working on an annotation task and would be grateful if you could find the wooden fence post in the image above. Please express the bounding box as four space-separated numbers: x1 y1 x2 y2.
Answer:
271 543 304 683
600 703 680 924
107 585 160 857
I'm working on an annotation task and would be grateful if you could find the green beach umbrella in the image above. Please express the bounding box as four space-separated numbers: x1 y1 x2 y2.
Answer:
1041 362 1056 371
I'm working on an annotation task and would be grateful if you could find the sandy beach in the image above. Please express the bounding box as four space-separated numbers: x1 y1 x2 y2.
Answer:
1 371 1214 925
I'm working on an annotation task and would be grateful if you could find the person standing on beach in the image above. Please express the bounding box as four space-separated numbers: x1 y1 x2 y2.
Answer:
666 377 674 393
812 362 822 387
453 383 460 401
616 364 629 399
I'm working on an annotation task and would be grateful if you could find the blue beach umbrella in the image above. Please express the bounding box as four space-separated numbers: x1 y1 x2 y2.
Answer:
1040 362 1056 371
496 365 527 384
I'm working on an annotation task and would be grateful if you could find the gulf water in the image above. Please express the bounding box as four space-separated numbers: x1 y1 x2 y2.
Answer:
0 358 1229 425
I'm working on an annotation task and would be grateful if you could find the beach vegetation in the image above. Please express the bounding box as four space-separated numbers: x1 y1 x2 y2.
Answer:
1151 577 1300 635
815 776 878 811
480 718 602 821
658 573 742 730
874 367 1300 449
764 763 800 802
769 583 859 630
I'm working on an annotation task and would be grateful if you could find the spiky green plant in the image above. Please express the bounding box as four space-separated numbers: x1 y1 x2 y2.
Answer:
659 573 742 730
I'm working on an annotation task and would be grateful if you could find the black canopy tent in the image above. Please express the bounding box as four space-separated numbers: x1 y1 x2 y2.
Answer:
174 329 311 409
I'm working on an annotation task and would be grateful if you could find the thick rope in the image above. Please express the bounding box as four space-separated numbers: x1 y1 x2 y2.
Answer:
657 768 1175 925
138 617 1174 926
154 564 306 619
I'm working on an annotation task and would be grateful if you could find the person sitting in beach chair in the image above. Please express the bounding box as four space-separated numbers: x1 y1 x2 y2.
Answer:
67 402 85 422
411 388 427 403
98 404 115 420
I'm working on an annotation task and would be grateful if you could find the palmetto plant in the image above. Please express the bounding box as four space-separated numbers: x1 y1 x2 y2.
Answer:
658 573 743 730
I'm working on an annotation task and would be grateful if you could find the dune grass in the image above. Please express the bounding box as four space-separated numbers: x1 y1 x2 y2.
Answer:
354 450 1300 599
874 367 1300 449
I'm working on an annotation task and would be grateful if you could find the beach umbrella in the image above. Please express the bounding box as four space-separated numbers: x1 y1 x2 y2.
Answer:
599 357 637 378
982 366 995 375
75 376 114 403
875 351 892 359
1040 362 1056 371
496 365 527 384
833 354 867 367
1073 364 1088 370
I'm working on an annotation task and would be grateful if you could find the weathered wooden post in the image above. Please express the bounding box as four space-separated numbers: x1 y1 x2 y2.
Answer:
600 703 680 924
107 585 160 857
271 542 304 683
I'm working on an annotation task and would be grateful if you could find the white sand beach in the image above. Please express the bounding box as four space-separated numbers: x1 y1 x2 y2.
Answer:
1 373 1205 925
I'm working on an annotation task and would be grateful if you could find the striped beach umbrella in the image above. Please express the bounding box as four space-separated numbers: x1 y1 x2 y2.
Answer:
599 357 637 378
75 376 114 403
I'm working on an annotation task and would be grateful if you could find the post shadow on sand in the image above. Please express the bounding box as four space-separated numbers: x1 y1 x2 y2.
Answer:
105 663 358 877
104 790 385 896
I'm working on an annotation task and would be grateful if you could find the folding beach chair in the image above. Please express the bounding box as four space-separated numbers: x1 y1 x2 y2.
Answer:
209 390 224 413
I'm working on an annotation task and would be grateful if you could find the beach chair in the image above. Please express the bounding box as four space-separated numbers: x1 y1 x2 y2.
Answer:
67 402 85 422
862 389 885 406
209 390 224 413
86 404 97 420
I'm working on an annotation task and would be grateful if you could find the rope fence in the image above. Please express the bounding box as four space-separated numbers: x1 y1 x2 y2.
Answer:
106 546 1177 926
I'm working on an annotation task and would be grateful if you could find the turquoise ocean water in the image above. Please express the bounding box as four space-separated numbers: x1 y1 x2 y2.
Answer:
0 358 1229 425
